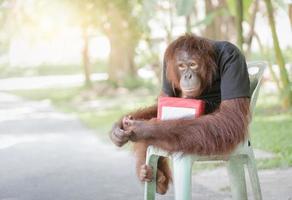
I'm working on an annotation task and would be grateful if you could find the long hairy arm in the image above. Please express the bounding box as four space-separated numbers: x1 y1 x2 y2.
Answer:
127 98 250 155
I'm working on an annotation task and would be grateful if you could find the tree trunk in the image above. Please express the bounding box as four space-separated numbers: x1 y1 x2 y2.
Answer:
288 4 292 27
82 25 92 86
185 15 191 33
104 5 139 86
108 33 136 85
167 0 174 43
264 0 292 108
204 0 216 39
254 32 281 92
203 0 227 40
245 0 259 56
235 0 244 51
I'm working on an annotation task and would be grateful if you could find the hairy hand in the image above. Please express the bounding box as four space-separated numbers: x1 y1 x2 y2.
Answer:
109 116 133 147
123 117 155 141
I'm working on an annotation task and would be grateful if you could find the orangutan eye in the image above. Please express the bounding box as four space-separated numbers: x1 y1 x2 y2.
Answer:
190 62 198 70
178 64 187 71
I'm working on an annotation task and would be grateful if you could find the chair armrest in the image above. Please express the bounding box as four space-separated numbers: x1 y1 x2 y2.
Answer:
146 145 170 157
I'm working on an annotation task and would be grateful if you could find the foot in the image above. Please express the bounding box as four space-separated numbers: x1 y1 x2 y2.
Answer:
139 164 169 194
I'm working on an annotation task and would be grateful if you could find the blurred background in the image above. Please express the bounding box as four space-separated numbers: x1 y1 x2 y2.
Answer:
0 0 292 199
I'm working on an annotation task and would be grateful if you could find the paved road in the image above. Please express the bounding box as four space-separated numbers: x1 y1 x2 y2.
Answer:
0 93 143 200
0 92 291 200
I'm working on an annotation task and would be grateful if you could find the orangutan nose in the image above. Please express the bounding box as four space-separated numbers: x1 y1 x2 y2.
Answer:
184 72 193 80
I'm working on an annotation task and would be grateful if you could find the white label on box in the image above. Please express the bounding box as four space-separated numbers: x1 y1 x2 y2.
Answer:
161 106 196 120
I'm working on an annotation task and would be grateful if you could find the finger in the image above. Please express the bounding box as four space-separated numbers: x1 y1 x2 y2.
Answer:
124 118 135 126
140 174 151 182
112 130 123 141
123 118 133 130
140 165 152 181
141 164 148 169
140 174 147 181
122 117 128 126
124 115 134 124
147 171 153 180
124 130 133 137
140 165 147 171
112 134 126 146
145 165 152 172
115 141 123 147
113 128 129 139
112 134 129 147
145 166 153 179
139 173 147 181
140 169 147 176
111 136 123 147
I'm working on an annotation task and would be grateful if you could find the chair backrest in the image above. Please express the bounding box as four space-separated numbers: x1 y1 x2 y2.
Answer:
247 61 267 115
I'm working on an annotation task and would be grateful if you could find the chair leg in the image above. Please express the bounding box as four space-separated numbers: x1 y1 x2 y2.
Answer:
144 153 159 200
172 153 193 200
246 148 263 200
227 156 248 200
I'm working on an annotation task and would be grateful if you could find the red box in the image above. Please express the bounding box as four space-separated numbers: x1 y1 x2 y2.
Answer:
157 97 205 120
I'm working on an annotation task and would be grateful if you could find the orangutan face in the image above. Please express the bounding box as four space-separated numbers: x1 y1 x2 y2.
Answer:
175 50 201 98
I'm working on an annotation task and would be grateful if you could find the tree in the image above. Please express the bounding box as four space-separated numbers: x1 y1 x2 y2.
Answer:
245 0 259 56
175 0 194 33
289 3 292 26
102 1 142 85
69 0 143 86
235 0 243 51
264 0 292 108
81 23 91 86
203 0 226 40
63 0 95 86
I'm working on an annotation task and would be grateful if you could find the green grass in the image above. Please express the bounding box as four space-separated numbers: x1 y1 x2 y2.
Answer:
250 92 292 169
12 87 82 104
10 86 292 169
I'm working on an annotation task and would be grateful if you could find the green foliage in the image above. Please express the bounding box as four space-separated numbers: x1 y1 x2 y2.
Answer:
193 7 227 27
264 0 292 108
272 0 288 11
226 0 252 20
247 47 292 68
122 77 144 90
176 0 195 16
10 87 82 105
120 76 157 91
140 0 157 27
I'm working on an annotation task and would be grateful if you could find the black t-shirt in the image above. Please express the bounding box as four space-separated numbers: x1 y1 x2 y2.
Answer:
162 41 250 114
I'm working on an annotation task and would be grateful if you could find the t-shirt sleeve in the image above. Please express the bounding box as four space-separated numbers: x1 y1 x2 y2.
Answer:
161 59 175 96
220 43 250 100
